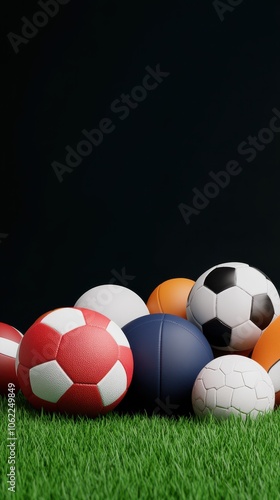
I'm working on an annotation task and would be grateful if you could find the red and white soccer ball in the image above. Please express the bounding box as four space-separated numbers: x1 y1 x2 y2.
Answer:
0 322 23 395
16 307 134 417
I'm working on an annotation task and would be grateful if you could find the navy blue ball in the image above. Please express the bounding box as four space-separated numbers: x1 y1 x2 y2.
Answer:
121 313 214 415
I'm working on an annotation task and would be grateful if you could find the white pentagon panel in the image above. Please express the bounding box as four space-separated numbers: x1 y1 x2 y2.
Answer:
192 384 206 413
193 377 206 393
235 266 267 296
219 355 239 374
41 308 86 335
205 387 216 409
216 386 233 409
0 338 19 358
233 356 259 373
217 287 252 327
231 320 261 351
255 380 274 400
189 286 216 325
193 397 205 413
231 386 256 413
29 360 73 403
225 371 244 389
254 397 274 412
97 360 127 406
106 320 130 347
268 361 280 393
192 378 206 408
242 370 261 389
203 368 225 390
267 280 280 316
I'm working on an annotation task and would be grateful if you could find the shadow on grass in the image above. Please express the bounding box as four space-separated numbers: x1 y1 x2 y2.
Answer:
115 392 195 421
10 390 195 423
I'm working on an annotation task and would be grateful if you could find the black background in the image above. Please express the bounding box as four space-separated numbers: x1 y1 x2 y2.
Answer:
1 0 280 333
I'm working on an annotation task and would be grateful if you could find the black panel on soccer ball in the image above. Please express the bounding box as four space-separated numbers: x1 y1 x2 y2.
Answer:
250 294 274 330
202 318 232 347
204 267 237 294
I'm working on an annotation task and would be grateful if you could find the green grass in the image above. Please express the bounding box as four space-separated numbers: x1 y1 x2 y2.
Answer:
1 392 280 499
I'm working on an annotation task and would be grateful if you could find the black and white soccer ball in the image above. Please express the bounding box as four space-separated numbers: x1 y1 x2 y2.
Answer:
187 262 280 354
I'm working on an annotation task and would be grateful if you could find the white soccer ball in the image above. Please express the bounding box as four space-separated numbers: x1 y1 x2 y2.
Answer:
192 355 275 420
187 262 280 353
74 284 149 328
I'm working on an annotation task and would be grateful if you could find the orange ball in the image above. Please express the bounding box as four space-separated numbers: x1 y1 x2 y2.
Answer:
147 278 195 319
251 315 280 406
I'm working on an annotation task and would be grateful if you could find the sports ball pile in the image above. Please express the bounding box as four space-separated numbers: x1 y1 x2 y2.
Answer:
1 261 280 421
